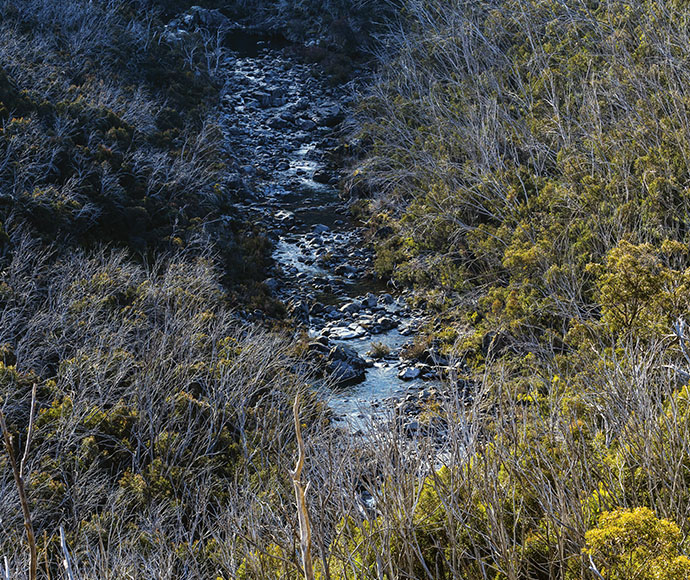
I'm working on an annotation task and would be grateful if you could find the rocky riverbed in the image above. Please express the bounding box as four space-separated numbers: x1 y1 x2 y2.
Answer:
170 12 471 432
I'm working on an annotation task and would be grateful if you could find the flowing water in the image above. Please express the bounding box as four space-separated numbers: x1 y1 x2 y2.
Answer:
220 31 440 428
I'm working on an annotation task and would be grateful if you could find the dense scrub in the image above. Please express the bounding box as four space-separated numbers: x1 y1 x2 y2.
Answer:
0 0 274 289
336 0 690 576
0 1 302 576
354 0 690 355
0 234 319 576
8 0 690 578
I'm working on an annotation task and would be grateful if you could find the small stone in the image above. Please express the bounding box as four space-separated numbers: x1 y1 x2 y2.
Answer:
378 293 394 305
299 119 317 131
312 224 330 235
339 302 361 314
398 367 422 381
274 209 294 223
361 293 378 309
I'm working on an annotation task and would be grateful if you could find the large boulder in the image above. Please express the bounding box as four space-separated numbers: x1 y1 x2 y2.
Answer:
324 343 368 386
326 360 366 386
164 6 235 43
339 301 360 314
184 6 233 30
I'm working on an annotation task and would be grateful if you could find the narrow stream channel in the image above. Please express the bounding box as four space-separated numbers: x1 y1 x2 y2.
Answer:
220 32 441 428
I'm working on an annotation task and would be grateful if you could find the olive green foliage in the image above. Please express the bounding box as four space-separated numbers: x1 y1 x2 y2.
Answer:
585 507 690 580
354 0 690 357
10 0 690 577
325 3 690 573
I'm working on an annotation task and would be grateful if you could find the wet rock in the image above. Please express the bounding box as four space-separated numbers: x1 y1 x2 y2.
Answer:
325 344 367 386
299 119 317 131
313 106 344 127
398 367 421 381
329 343 361 364
312 224 330 235
327 360 366 385
378 293 394 305
288 299 310 324
268 116 290 129
334 264 357 277
339 302 361 314
376 316 397 330
255 91 275 108
264 278 281 292
307 341 330 355
399 319 422 336
330 326 367 340
313 169 331 184
361 293 378 309
293 97 309 111
326 309 343 321
274 209 294 223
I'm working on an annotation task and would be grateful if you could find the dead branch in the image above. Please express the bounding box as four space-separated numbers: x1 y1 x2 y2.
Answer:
289 395 315 580
0 383 38 580
60 526 76 580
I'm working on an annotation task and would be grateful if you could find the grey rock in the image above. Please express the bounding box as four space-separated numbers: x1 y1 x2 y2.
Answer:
313 169 332 184
274 209 294 223
313 105 344 126
288 299 310 324
268 116 289 129
330 326 367 340
328 344 364 366
378 293 394 305
398 367 422 381
264 278 281 292
299 119 317 131
326 360 366 386
361 293 378 309
339 302 361 314
312 224 330 235
307 341 330 355
334 264 358 277
376 316 397 330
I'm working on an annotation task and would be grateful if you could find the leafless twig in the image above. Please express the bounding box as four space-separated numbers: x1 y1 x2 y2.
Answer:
0 383 38 580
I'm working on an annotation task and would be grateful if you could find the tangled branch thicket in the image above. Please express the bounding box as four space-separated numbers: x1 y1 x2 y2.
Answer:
0 0 238 254
6 0 690 578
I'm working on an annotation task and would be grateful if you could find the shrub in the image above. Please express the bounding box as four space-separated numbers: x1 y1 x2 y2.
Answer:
584 507 690 580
